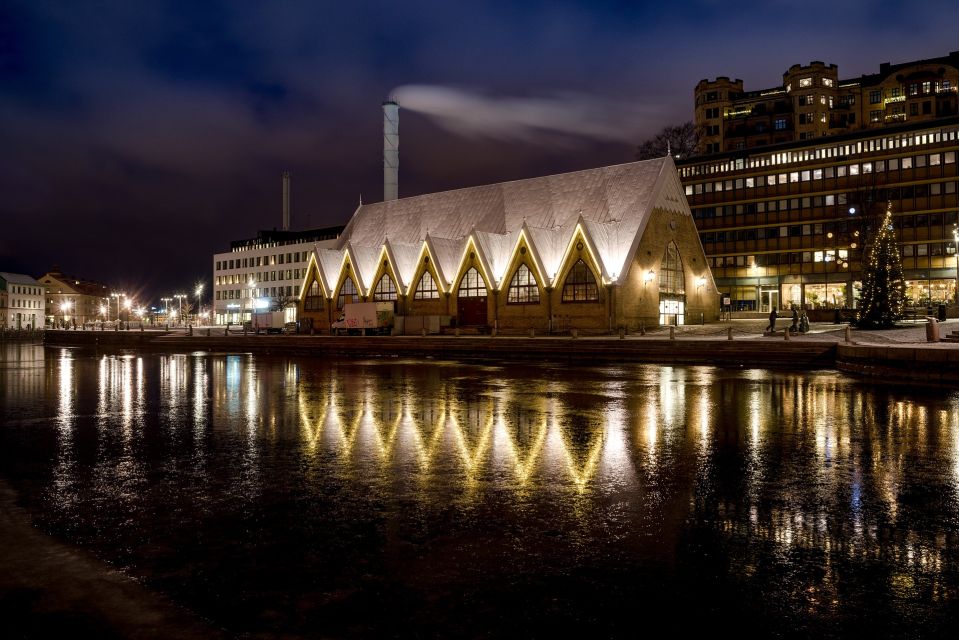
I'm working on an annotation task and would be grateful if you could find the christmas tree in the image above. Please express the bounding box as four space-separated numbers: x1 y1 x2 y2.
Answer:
854 202 905 328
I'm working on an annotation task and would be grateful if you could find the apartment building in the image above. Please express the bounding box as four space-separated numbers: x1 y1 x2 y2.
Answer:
678 116 959 313
212 226 342 325
696 51 959 154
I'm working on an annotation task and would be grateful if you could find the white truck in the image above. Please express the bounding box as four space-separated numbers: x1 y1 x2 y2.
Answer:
250 311 289 334
331 302 394 335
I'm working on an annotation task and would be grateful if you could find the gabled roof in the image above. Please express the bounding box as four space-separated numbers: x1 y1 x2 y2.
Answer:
0 272 40 286
337 157 674 285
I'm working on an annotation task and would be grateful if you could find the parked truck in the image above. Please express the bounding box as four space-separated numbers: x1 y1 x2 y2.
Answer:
248 311 289 334
331 302 394 335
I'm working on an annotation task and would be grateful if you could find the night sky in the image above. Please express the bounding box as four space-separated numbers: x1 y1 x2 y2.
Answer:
2 1 958 302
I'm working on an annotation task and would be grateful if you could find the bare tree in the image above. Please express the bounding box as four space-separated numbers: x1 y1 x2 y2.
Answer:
635 121 702 161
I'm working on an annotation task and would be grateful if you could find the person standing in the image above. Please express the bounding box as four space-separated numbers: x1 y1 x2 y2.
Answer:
766 306 778 333
791 306 799 333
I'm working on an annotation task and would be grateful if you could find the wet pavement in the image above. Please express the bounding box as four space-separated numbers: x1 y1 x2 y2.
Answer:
2 343 959 637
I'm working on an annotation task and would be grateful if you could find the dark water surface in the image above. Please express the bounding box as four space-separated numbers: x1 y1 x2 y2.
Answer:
2 343 959 637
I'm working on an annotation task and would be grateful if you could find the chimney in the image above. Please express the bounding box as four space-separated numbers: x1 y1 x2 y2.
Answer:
282 171 291 230
383 100 399 201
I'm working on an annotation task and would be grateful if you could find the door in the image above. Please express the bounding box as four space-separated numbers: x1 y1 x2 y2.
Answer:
457 297 487 326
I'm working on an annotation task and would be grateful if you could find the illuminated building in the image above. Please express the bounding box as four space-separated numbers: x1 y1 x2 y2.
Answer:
678 116 959 312
696 51 959 154
0 272 44 330
299 156 718 333
37 268 110 327
212 226 342 325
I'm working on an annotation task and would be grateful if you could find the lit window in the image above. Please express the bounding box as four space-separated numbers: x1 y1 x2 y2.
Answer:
414 271 440 300
304 281 323 311
659 244 685 295
561 260 599 302
337 276 357 309
458 268 486 298
799 77 812 88
507 264 540 304
373 273 397 301
823 78 834 87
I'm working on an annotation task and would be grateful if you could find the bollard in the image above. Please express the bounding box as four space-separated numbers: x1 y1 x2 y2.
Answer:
727 327 733 341
206 328 211 337
225 327 229 336
422 327 427 337
669 326 675 340
529 328 535 338
845 326 852 343
618 326 625 339
455 327 460 337
492 326 497 337
640 323 646 336
570 328 578 339
784 327 789 341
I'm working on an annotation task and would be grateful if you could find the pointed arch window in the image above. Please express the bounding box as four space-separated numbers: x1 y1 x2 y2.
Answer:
659 243 685 294
414 271 440 299
507 264 540 304
304 280 323 311
561 259 599 302
458 267 486 297
337 276 357 309
373 273 397 301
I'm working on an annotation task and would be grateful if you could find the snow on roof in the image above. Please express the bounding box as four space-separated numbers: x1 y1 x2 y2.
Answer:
0 272 40 286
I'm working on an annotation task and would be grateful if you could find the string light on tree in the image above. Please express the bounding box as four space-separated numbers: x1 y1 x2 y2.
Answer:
854 201 905 329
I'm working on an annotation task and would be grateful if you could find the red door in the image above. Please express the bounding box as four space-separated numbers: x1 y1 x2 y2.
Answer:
457 296 487 326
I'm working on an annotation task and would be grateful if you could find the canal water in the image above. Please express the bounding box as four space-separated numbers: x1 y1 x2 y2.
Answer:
1 343 959 637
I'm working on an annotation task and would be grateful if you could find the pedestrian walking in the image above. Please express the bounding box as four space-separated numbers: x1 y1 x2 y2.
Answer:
766 307 778 333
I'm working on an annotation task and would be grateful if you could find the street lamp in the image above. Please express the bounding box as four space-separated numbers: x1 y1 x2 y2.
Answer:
110 292 125 323
174 293 187 326
59 300 72 328
160 297 172 324
953 225 958 304
195 284 204 326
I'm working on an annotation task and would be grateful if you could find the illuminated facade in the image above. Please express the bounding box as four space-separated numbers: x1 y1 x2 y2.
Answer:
37 269 110 327
299 156 718 333
0 272 44 330
212 226 342 325
678 116 959 312
696 51 959 155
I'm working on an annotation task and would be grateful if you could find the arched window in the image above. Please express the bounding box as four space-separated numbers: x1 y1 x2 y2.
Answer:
337 276 357 309
659 243 686 326
507 264 540 304
373 273 397 301
414 271 440 299
561 259 599 302
458 267 486 297
304 280 323 311
659 243 685 294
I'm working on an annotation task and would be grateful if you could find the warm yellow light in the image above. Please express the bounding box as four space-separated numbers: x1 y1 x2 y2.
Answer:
643 269 655 283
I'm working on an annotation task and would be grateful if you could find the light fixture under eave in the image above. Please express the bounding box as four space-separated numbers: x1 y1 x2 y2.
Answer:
643 269 655 284
695 276 707 289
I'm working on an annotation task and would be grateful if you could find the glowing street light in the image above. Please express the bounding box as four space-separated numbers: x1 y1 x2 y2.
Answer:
110 292 125 323
173 293 187 325
195 283 204 325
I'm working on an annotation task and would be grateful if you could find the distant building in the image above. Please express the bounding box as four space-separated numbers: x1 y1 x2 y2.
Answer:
696 51 959 154
299 156 717 334
37 269 110 327
212 226 343 325
0 272 45 330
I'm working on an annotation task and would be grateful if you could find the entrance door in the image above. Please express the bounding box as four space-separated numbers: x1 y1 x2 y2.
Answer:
457 297 487 326
760 289 779 313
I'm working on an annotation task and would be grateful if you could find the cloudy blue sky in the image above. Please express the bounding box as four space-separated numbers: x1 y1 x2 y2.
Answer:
2 0 957 299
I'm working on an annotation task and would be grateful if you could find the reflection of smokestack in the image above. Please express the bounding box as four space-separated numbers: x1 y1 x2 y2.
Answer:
282 171 291 230
383 100 399 201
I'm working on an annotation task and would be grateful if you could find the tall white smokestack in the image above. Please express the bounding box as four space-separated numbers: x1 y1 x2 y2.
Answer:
282 170 291 230
383 99 399 201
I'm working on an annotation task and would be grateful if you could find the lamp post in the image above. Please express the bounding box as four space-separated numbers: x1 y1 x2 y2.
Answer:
110 292 125 324
195 284 203 326
174 294 187 326
953 225 958 304
160 297 172 324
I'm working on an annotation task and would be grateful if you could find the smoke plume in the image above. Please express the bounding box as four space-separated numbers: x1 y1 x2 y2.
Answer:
391 85 663 146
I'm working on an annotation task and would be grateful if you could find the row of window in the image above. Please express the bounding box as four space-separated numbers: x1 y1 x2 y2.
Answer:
4 285 43 296
1 298 42 309
869 82 953 104
680 127 959 177
711 241 957 268
217 285 297 301
216 251 310 271
216 269 303 286
686 151 957 196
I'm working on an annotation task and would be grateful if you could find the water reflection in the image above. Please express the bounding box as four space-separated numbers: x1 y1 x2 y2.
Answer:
2 343 959 635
